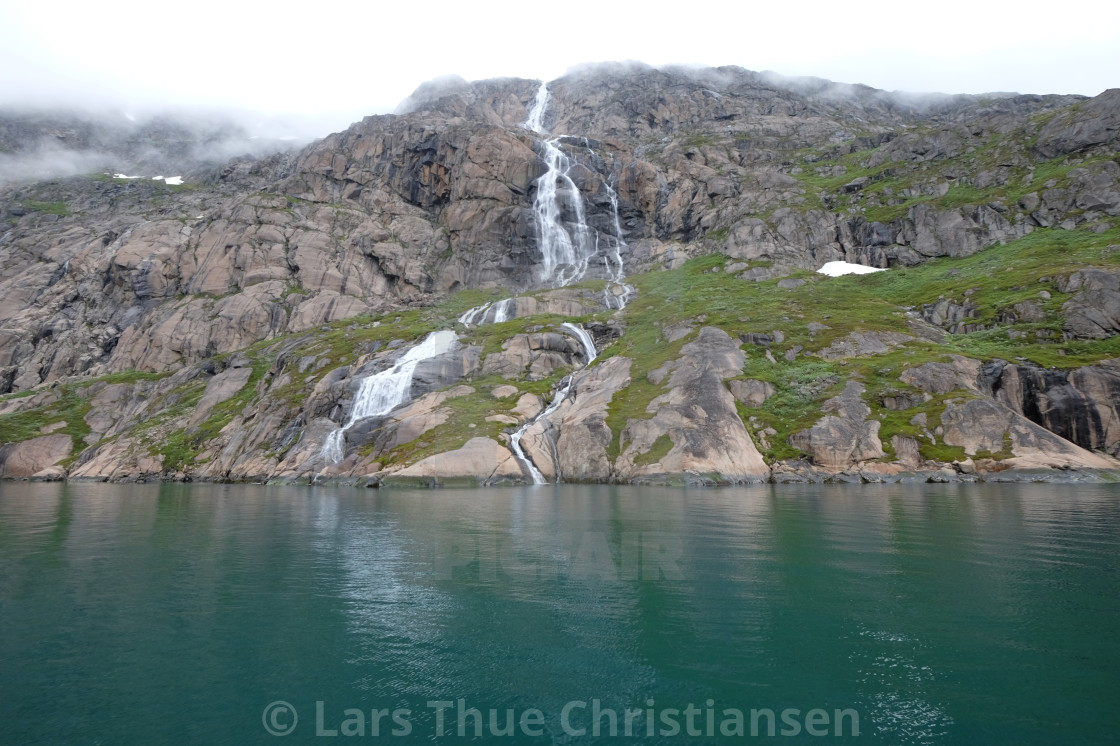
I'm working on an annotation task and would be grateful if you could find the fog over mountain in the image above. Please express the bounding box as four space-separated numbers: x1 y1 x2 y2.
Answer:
0 105 331 184
3 0 1119 125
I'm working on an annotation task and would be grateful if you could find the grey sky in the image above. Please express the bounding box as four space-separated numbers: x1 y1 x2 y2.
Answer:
2 0 1117 137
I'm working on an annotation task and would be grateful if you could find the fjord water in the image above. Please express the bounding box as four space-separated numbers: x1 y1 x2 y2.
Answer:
1 483 1117 744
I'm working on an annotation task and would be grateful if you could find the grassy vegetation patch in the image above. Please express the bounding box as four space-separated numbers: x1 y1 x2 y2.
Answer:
736 357 843 461
0 389 91 460
25 200 71 216
151 356 271 471
859 226 1120 344
634 434 673 466
873 393 971 463
0 370 175 465
379 388 515 467
603 254 923 461
96 371 170 386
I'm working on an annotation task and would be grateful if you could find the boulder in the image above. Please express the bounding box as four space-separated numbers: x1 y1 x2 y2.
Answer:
814 331 912 360
188 366 253 426
481 332 582 380
900 358 981 394
789 381 884 468
390 437 524 485
0 434 73 478
1063 289 1120 339
728 379 775 406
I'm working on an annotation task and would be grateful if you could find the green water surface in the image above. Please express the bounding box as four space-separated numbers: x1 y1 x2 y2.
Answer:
0 482 1117 744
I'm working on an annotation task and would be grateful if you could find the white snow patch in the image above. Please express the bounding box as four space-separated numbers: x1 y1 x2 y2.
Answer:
151 175 184 185
818 261 886 277
113 173 143 179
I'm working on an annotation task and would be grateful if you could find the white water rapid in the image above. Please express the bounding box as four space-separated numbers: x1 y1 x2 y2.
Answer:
320 330 458 463
457 297 515 326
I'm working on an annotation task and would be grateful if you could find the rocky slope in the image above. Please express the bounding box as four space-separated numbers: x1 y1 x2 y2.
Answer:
2 63 1120 484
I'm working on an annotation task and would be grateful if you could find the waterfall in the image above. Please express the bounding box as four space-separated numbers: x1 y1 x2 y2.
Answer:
600 172 635 310
459 83 629 483
523 83 596 287
319 330 458 463
457 297 515 326
561 322 597 365
508 323 597 484
523 82 549 134
319 83 632 480
533 138 597 287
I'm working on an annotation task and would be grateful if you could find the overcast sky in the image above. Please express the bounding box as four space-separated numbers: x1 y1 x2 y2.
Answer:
2 0 1117 136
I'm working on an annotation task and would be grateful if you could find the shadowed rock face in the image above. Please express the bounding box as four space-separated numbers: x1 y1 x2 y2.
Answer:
981 361 1120 456
1033 88 1120 158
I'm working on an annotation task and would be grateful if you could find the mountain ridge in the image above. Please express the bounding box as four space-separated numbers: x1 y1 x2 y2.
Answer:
2 64 1119 484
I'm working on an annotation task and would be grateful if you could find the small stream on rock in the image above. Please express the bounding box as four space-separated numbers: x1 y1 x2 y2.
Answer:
508 322 599 484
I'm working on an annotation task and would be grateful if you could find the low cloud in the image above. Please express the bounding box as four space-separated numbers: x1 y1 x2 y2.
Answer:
0 142 112 183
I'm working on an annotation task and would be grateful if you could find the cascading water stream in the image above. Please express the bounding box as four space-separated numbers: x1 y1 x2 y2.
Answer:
533 138 596 287
523 82 596 288
597 161 635 309
508 322 598 484
523 82 549 134
561 322 597 363
501 82 636 483
319 330 458 463
319 84 627 479
457 298 515 326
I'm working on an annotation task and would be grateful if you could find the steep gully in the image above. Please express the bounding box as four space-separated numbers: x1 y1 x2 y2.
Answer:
322 83 631 482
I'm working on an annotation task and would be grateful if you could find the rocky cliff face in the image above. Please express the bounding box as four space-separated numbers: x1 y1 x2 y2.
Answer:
2 64 1120 484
